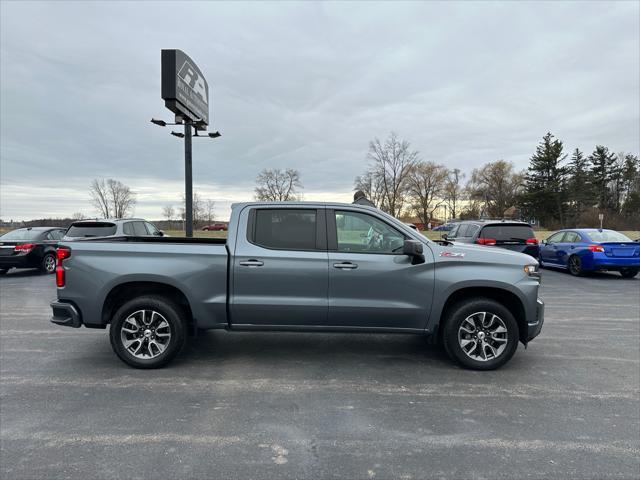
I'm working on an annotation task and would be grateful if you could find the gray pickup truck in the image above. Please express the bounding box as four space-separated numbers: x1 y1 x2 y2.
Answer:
50 202 544 370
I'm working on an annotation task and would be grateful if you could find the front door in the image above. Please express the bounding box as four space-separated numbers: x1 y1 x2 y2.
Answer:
231 207 329 327
326 209 435 330
541 232 566 264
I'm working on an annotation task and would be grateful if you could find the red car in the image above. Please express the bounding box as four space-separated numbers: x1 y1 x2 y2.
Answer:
202 223 228 231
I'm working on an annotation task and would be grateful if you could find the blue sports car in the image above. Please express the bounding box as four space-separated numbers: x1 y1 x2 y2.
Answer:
539 229 640 278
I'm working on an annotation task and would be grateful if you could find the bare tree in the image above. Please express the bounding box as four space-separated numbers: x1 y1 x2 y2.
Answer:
254 169 303 201
366 132 418 217
180 192 205 228
107 179 136 218
89 179 111 218
406 161 449 225
89 178 136 219
71 212 86 220
443 168 465 220
205 199 216 224
466 160 525 218
162 205 175 230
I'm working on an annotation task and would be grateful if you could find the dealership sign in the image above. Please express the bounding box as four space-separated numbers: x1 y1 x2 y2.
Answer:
161 49 209 130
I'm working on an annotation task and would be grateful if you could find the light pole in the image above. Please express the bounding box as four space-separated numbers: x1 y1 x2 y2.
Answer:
150 118 221 237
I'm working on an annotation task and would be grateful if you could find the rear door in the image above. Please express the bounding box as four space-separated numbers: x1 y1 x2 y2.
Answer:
230 207 329 327
556 231 581 265
326 209 435 330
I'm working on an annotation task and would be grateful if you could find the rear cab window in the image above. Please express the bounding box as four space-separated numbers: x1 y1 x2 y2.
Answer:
479 224 535 244
250 209 319 250
65 222 117 238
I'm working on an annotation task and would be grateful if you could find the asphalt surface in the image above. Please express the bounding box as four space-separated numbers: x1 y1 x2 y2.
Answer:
1 267 639 479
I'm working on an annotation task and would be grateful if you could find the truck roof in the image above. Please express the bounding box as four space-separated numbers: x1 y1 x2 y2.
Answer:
230 201 377 210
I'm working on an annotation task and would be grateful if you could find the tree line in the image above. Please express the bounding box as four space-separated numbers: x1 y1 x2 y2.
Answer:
350 132 638 229
59 134 639 232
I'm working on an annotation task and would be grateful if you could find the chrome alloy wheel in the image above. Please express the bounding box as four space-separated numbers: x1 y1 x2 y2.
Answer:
457 311 508 362
44 255 56 273
120 310 172 359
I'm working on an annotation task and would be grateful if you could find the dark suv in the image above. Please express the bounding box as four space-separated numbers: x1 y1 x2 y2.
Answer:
445 220 539 258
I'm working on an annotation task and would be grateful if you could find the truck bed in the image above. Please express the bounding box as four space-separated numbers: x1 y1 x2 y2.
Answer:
58 238 229 329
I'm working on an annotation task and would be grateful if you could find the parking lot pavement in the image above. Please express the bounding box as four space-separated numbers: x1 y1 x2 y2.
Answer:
0 268 638 479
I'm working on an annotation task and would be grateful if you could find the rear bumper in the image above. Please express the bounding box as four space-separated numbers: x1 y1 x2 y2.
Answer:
526 298 544 342
50 300 82 328
0 254 39 269
592 256 640 270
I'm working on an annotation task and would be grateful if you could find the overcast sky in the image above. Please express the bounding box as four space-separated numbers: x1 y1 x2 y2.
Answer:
1 1 638 221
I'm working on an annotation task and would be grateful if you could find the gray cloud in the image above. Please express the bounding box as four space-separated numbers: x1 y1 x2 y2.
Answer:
1 1 638 220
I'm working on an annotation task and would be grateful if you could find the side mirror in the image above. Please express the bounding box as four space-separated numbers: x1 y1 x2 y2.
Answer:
540 239 547 245
442 234 449 240
156 230 165 237
403 239 425 264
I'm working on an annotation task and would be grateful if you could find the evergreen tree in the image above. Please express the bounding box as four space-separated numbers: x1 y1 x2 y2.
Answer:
588 145 617 211
522 132 567 227
565 148 594 226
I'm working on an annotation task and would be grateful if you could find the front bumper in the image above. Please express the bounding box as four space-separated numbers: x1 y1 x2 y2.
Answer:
526 297 545 342
50 300 82 328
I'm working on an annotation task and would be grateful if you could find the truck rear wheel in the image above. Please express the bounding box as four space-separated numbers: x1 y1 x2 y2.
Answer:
109 295 186 369
442 298 519 370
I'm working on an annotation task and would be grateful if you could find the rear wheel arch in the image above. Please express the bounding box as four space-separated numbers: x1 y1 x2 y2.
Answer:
438 287 528 344
102 281 194 328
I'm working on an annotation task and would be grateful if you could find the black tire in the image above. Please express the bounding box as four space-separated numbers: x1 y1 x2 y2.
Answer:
109 295 186 369
0 268 8 275
620 268 639 279
568 255 584 276
442 298 519 370
40 252 57 274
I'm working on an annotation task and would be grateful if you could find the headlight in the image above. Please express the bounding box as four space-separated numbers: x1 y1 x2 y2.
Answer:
524 264 539 276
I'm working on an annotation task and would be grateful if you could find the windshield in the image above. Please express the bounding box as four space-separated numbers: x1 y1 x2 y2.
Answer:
0 229 42 241
585 230 632 243
66 223 117 238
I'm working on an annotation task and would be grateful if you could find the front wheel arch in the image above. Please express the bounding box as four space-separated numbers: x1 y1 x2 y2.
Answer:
438 286 528 345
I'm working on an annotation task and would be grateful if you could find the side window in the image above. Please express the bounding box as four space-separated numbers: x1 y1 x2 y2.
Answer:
334 210 405 254
456 224 470 237
564 232 580 243
50 229 65 240
123 222 135 236
133 222 149 236
252 209 317 250
467 225 480 238
449 224 460 238
44 231 55 241
145 222 159 235
547 232 565 244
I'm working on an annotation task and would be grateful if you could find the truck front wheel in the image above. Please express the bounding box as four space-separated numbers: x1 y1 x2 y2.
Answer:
109 295 186 369
442 298 519 370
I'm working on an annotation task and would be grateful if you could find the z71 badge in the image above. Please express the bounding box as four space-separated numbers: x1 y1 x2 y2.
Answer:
440 251 465 258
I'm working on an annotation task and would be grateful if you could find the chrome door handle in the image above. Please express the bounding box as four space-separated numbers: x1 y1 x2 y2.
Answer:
333 262 358 269
239 259 264 267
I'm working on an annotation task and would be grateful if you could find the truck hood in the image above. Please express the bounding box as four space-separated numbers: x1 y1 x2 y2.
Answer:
433 241 539 266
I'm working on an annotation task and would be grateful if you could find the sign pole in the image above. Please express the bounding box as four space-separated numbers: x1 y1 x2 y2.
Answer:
184 121 193 237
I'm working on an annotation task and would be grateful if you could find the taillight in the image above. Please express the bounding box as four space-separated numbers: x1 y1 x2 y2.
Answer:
526 237 539 245
476 238 497 246
14 243 35 253
56 247 71 287
588 244 604 253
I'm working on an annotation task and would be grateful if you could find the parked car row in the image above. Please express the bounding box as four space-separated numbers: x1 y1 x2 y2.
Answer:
444 220 639 279
0 219 165 275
